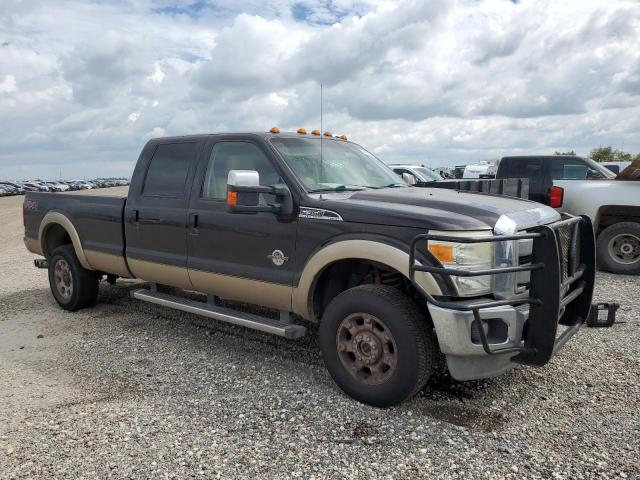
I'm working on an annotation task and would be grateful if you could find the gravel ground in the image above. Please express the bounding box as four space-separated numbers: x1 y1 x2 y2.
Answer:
0 191 638 479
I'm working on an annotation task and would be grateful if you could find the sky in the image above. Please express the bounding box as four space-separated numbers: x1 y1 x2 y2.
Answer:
1 0 639 180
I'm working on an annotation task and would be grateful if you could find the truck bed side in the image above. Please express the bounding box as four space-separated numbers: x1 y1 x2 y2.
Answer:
24 192 132 278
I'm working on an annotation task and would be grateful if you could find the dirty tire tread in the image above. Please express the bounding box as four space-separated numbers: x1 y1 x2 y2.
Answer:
319 284 437 407
596 221 640 275
48 244 100 311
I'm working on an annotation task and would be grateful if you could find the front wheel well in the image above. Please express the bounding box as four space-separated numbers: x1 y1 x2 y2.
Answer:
43 223 72 259
596 205 640 235
310 259 428 321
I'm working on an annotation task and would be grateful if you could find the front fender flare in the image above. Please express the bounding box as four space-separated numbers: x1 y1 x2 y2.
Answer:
291 239 442 321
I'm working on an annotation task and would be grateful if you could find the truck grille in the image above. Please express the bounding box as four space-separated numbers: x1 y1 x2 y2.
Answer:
516 219 580 294
555 221 580 286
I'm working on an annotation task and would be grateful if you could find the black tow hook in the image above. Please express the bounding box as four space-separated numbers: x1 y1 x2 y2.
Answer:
587 302 619 328
34 258 48 269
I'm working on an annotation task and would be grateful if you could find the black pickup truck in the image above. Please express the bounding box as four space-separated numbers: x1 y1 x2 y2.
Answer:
24 130 596 407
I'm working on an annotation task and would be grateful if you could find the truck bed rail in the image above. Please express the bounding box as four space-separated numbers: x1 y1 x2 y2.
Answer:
420 178 530 200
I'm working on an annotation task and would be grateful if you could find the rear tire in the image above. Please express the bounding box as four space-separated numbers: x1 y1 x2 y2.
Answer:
48 245 100 311
319 285 437 407
596 222 640 274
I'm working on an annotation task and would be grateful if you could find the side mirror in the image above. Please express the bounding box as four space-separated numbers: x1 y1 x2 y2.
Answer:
402 172 417 185
226 170 294 218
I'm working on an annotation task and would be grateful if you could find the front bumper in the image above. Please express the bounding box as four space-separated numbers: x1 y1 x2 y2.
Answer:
410 214 596 380
429 302 529 380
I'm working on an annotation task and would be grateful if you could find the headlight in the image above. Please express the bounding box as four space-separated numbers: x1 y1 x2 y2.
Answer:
427 230 494 297
427 231 521 298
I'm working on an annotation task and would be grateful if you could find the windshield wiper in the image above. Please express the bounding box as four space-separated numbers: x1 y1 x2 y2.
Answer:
367 182 408 189
308 185 367 193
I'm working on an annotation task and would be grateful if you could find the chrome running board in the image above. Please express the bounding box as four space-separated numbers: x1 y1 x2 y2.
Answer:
130 288 306 339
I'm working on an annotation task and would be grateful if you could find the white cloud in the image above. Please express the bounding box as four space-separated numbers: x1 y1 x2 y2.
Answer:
0 75 17 94
0 0 639 179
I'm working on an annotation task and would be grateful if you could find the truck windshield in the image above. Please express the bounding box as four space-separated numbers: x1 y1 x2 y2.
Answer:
270 137 405 192
412 167 443 182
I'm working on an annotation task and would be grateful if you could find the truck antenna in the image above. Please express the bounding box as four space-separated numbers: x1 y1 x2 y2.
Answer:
320 83 324 185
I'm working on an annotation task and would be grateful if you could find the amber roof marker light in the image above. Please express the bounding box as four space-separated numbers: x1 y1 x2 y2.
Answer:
339 134 348 140
323 131 333 137
270 127 280 134
297 128 307 134
311 129 321 135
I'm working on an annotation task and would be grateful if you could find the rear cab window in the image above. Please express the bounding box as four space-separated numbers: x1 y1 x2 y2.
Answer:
143 142 198 198
548 157 613 180
500 157 546 191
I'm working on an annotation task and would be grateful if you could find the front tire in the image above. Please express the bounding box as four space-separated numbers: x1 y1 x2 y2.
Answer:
319 285 437 407
596 222 640 274
48 245 100 311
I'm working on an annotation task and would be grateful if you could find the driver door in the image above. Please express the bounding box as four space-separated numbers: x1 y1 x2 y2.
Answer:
186 138 298 311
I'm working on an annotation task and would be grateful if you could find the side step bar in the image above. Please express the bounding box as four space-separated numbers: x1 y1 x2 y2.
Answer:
130 288 307 339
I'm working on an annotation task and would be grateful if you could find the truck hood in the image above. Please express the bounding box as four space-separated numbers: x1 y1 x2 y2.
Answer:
314 187 560 232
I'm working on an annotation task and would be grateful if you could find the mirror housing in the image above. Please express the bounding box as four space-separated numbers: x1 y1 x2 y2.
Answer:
402 172 417 185
227 170 294 218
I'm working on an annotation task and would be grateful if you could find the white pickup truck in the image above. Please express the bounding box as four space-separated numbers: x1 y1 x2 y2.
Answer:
496 156 640 274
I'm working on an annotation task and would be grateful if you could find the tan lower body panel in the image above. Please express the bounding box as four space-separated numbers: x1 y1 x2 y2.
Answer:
24 236 43 256
127 258 292 312
189 269 292 312
84 250 133 278
128 258 193 290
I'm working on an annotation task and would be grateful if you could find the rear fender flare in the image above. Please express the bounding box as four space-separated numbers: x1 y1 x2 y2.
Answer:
39 212 93 270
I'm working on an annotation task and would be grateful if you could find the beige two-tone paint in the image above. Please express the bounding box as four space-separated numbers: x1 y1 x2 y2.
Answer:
32 217 441 322
189 269 292 311
84 250 133 278
127 258 193 290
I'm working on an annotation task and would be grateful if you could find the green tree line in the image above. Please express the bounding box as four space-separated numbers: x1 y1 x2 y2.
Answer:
588 147 640 163
554 147 640 162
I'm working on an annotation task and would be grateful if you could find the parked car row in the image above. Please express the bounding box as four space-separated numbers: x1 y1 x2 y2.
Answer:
0 178 129 196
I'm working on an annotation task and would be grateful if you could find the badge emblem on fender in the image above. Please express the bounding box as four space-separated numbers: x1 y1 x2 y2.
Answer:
268 250 288 266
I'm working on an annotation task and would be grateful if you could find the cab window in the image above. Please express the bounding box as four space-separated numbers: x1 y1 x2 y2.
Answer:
549 158 606 180
502 158 545 190
201 142 281 202
143 142 197 198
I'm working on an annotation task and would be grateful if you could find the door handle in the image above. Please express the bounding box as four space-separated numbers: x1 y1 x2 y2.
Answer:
128 209 139 224
189 213 199 232
140 218 162 225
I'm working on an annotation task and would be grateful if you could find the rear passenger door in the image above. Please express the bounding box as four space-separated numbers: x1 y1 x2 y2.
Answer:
125 140 202 289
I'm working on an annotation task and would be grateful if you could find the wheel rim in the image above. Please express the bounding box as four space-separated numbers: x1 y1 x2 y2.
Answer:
54 258 73 299
607 233 640 265
336 313 398 386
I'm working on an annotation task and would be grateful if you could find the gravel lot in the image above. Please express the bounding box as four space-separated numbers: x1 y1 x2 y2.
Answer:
0 189 638 479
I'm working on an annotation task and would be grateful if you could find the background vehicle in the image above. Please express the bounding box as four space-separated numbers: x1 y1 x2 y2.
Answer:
0 181 25 195
496 155 640 274
23 181 50 192
43 181 66 192
389 164 444 184
23 130 596 407
462 161 498 179
601 161 631 175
